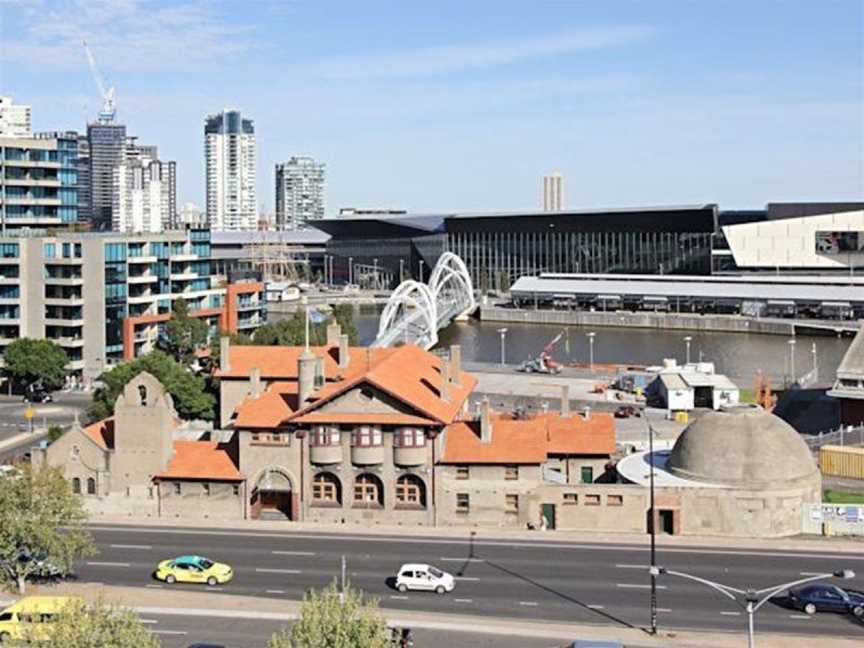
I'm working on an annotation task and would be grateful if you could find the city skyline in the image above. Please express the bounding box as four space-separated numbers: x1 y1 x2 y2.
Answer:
1 1 862 216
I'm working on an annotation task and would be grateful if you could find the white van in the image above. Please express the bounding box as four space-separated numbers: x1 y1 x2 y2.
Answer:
395 563 455 594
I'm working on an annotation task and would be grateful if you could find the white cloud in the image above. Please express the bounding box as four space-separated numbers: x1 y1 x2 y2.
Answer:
0 0 257 71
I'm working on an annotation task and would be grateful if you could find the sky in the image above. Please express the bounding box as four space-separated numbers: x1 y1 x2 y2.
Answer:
1 0 862 215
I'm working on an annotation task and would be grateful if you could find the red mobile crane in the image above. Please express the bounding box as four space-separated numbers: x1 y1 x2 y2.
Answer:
517 331 564 374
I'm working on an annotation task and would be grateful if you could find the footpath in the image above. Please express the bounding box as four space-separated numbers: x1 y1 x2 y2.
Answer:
5 582 862 648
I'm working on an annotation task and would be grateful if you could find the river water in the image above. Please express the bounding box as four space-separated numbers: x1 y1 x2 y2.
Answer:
279 305 853 387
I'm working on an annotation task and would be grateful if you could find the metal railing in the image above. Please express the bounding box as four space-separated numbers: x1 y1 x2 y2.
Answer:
804 425 864 451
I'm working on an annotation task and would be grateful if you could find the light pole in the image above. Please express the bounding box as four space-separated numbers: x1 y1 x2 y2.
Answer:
373 258 378 290
811 342 818 383
788 338 797 386
683 336 692 365
348 257 353 285
649 567 855 648
645 413 658 635
419 259 425 283
497 328 508 367
586 332 596 369
399 259 404 283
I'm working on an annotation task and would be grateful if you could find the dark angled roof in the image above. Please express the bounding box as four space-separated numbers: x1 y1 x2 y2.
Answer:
312 214 446 239
836 325 864 379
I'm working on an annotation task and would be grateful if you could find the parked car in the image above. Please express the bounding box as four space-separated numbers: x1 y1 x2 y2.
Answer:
0 596 82 643
788 584 864 617
395 563 455 594
154 555 233 586
22 387 52 404
614 405 640 419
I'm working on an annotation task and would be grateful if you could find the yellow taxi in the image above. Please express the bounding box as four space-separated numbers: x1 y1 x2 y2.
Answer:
0 596 81 643
154 555 233 586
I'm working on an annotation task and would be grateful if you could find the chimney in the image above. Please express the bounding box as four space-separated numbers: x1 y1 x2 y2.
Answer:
338 334 349 370
449 345 461 385
440 357 451 401
250 367 262 399
219 336 230 372
583 406 591 420
315 356 325 385
326 322 341 347
298 350 317 405
480 397 492 444
560 384 570 417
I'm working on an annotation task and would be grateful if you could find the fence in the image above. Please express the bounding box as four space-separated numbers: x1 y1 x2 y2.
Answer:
804 426 864 451
802 503 864 536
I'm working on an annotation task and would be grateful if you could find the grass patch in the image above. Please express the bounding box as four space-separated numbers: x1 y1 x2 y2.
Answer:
823 489 864 504
739 388 756 404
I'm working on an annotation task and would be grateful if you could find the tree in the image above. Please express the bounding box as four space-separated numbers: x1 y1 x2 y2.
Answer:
268 581 389 648
330 304 359 345
88 351 216 423
158 299 209 366
251 306 359 347
48 425 65 444
2 338 68 392
25 598 161 647
0 464 95 595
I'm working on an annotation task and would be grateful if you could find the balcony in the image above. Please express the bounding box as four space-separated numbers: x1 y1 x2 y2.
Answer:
2 159 61 169
128 275 158 284
351 445 384 466
127 255 158 264
236 302 261 312
170 253 197 262
310 445 343 465
170 272 198 281
0 276 19 285
45 276 83 286
53 337 85 347
393 447 427 467
1 196 60 206
4 178 60 187
44 296 83 306
44 317 83 327
45 257 83 265
128 293 158 305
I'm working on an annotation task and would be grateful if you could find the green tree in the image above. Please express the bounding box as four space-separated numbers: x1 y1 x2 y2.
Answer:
330 304 359 345
2 338 68 392
0 464 95 594
88 351 215 423
24 598 161 647
268 581 389 648
158 298 209 366
47 425 65 444
251 306 359 347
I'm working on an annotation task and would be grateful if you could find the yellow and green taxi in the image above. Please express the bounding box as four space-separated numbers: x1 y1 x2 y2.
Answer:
154 555 233 586
0 596 81 643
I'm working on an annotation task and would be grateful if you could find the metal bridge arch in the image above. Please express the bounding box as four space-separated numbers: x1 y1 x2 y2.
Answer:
428 252 476 312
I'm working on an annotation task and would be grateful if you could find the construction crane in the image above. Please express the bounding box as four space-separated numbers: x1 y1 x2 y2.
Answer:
83 40 116 123
517 331 564 374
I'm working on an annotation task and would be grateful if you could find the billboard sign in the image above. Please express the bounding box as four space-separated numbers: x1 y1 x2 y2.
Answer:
815 231 864 254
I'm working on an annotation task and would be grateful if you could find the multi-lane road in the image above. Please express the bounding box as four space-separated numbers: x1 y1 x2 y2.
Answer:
77 524 864 644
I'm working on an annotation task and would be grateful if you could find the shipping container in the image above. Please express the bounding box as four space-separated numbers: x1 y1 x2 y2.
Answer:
819 445 864 480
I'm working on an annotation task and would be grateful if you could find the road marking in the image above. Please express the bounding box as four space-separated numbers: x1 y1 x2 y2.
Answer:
440 557 485 563
390 595 409 600
110 544 152 550
615 564 646 569
206 586 223 591
86 561 130 567
616 583 667 590
657 608 673 613
519 601 539 607
454 598 473 603
789 615 812 620
266 589 286 594
799 571 827 576
455 576 479 581
272 550 316 556
255 568 302 574
151 630 188 636
145 584 163 589
721 611 741 616
587 604 605 610
141 619 158 624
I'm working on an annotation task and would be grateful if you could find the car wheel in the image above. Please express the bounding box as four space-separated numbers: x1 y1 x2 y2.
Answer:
207 576 218 586
803 603 817 615
165 574 176 584
0 631 10 643
397 583 408 593
435 585 446 595
852 605 864 618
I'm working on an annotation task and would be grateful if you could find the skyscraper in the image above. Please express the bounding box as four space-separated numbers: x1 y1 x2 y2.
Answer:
275 156 326 230
87 121 127 229
113 155 176 233
205 110 256 231
542 172 565 212
0 97 31 136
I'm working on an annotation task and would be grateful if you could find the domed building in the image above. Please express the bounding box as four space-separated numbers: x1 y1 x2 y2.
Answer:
617 405 821 537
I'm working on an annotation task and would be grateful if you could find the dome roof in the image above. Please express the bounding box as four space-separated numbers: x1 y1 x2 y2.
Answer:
666 406 817 487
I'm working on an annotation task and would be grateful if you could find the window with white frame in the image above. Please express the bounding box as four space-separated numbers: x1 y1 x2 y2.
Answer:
311 425 341 447
351 426 382 447
394 427 425 448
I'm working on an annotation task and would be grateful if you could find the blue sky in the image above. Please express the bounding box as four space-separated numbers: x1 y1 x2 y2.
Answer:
1 0 862 214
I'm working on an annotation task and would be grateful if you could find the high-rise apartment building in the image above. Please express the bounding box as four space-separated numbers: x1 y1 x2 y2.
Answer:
542 172 565 212
0 97 32 137
0 134 79 231
275 157 325 230
75 134 92 222
87 122 127 229
113 156 177 233
205 110 256 231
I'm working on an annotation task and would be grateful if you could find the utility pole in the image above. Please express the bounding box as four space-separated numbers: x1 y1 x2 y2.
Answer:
586 332 596 369
648 416 657 635
497 328 508 367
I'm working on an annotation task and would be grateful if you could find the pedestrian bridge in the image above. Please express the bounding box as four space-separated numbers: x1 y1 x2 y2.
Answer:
373 252 477 350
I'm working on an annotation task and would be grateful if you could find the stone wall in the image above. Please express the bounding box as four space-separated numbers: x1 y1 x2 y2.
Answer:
528 484 647 533
157 480 244 520
437 464 543 528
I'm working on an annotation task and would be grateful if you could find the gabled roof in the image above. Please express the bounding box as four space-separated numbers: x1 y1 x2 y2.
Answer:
155 441 243 482
83 419 114 451
292 412 438 426
215 345 400 380
233 382 298 428
441 411 616 464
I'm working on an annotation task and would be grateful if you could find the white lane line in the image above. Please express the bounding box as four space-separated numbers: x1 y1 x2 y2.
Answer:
587 604 605 610
145 584 163 589
255 568 302 574
272 551 316 556
266 589 286 594
657 608 673 613
721 611 741 616
141 619 159 625
206 587 224 591
455 576 479 581
519 601 539 607
151 630 188 636
616 583 667 590
615 564 646 569
799 571 826 576
86 561 131 567
454 598 473 603
440 557 485 563
789 615 812 620
110 544 152 550
390 595 409 600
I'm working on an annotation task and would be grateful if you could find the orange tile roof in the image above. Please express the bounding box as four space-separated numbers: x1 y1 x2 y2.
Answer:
215 345 398 380
155 440 243 482
233 382 298 428
83 419 114 450
441 411 616 464
292 412 438 426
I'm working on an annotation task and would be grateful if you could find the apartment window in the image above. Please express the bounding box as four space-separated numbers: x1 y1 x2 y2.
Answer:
456 493 470 514
173 482 181 495
505 493 519 514
43 243 55 259
585 494 601 506
202 483 210 496
608 494 624 507
581 466 594 484
353 473 383 507
505 465 519 480
394 427 425 448
311 426 340 447
351 426 382 447
395 475 426 508
563 493 578 505
313 472 341 504
455 465 469 480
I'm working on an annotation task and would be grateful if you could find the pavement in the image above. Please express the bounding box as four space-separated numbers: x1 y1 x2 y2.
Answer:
34 520 863 646
0 391 90 441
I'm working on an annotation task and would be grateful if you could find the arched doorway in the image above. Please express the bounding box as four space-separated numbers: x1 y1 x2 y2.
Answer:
251 467 295 520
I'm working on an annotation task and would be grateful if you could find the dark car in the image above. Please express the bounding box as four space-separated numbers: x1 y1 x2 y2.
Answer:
788 584 864 617
614 405 640 419
22 386 52 404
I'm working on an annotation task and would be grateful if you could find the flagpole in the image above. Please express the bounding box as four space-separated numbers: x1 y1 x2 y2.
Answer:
303 296 310 351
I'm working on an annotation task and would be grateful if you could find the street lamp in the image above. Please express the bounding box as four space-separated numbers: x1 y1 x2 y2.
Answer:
586 332 596 369
643 412 659 635
649 567 855 648
399 259 404 283
683 336 692 365
348 257 353 285
497 328 508 366
419 259 425 283
788 338 797 386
